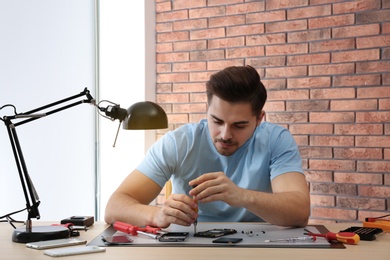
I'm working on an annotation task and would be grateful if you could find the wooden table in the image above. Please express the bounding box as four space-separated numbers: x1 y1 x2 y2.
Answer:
1 221 388 259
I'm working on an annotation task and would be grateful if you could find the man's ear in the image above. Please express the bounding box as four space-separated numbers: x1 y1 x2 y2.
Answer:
257 110 265 126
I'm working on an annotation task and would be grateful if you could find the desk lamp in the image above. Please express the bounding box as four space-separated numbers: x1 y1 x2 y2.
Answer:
0 88 167 243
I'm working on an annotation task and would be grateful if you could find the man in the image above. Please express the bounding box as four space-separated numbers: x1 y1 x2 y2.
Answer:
105 65 310 228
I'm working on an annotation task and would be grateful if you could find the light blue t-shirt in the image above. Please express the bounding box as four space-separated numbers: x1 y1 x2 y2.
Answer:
137 119 303 222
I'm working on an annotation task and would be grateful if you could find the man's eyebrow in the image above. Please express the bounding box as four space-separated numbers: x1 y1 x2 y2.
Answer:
210 114 250 125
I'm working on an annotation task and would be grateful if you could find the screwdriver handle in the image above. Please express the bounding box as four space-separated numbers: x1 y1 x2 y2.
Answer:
330 232 360 245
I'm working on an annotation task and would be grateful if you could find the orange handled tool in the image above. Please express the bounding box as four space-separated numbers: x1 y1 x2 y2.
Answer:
304 230 360 245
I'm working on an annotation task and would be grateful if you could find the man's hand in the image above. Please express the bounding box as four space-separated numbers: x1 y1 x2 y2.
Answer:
153 194 198 228
189 172 243 207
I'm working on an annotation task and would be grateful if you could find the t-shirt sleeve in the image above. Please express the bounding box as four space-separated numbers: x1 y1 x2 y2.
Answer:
269 128 303 180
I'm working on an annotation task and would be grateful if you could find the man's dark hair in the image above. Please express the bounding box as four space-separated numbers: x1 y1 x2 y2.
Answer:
206 65 267 118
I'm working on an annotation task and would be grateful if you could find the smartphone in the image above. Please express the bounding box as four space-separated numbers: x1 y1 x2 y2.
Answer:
44 246 105 257
212 237 243 244
26 238 87 250
158 232 189 242
101 235 133 245
194 229 237 238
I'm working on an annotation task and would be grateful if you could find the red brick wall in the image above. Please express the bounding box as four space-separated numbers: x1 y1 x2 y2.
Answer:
154 0 390 223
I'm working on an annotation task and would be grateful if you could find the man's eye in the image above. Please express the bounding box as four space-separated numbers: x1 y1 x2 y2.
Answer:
235 125 246 129
213 120 223 125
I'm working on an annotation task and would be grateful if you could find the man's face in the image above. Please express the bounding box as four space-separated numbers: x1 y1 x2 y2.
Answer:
207 96 263 156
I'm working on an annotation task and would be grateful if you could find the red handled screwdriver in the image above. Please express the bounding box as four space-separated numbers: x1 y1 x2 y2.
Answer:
304 230 360 245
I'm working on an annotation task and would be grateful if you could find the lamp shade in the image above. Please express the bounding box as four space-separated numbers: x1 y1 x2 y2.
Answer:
123 101 168 130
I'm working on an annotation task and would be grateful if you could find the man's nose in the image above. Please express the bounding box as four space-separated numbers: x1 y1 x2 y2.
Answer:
220 125 232 140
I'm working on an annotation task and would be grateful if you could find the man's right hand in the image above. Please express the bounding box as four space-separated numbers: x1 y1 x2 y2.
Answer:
153 194 198 228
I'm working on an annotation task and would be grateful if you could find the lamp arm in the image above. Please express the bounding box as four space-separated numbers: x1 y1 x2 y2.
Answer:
1 88 95 229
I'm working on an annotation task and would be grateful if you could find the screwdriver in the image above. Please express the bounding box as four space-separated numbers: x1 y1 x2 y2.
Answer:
304 230 360 245
192 185 198 234
265 236 316 243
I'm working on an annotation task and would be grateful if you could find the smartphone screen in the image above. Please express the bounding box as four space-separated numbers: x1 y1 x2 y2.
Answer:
158 232 189 242
101 235 133 245
212 237 243 244
26 238 87 249
194 229 237 238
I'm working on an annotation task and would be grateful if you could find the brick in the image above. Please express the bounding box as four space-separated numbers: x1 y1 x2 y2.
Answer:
331 99 377 111
294 135 308 145
226 46 264 58
386 124 390 135
156 22 173 33
157 83 172 93
288 29 330 43
157 93 189 103
247 33 286 46
266 112 308 123
247 56 285 67
167 113 189 124
157 42 173 53
190 50 225 61
357 35 390 48
157 31 189 43
156 1 171 13
337 197 385 210
383 48 390 59
304 171 333 182
335 171 383 185
157 64 172 73
332 24 380 38
189 113 206 123
287 5 331 19
311 183 357 195
266 43 308 56
173 83 205 93
333 0 381 14
189 6 226 19
208 37 245 49
190 71 214 82
310 39 355 53
356 136 390 148
309 63 355 76
310 136 355 146
266 0 308 10
385 173 390 184
334 124 383 135
382 74 389 85
333 74 381 87
246 10 285 24
261 79 286 90
383 22 390 34
332 49 380 63
287 100 329 112
309 14 355 29
290 123 333 135
172 0 207 10
357 87 390 99
267 89 309 101
356 9 390 24
156 10 188 22
190 93 207 103
356 111 390 123
208 0 242 6
379 99 390 110
310 88 355 99
157 52 189 63
310 112 355 123
157 73 189 83
227 24 265 37
299 146 333 158
226 2 265 15
356 61 390 73
287 53 330 65
207 59 244 71
158 104 172 114
266 20 307 33
358 160 390 172
263 101 285 111
266 66 307 78
385 149 390 160
174 40 207 51
209 15 246 28
310 195 335 207
359 185 390 197
173 19 208 31
287 77 331 89
358 210 390 222
172 103 206 113
172 61 206 72
190 28 225 40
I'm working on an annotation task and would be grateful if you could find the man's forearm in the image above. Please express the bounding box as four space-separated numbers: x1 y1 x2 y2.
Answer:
240 189 310 227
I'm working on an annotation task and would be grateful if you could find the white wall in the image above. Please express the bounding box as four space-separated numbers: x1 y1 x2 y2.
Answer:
0 0 96 221
97 0 155 220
